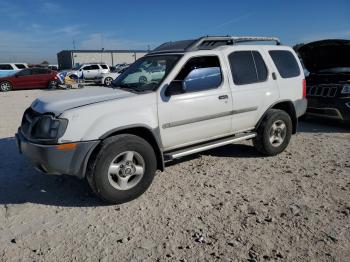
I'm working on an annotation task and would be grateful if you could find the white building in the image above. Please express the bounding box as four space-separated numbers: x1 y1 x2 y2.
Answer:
57 49 148 69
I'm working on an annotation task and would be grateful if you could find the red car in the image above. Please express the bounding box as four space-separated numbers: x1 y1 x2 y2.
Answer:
0 68 58 91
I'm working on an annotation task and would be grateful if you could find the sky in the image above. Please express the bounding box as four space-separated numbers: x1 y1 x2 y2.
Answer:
0 0 349 63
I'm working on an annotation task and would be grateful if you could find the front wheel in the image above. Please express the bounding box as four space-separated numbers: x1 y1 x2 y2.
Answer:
48 80 58 89
253 109 292 156
87 134 157 204
0 81 12 92
104 77 113 86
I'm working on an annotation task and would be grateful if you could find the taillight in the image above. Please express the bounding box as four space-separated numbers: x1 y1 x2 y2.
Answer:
302 79 306 98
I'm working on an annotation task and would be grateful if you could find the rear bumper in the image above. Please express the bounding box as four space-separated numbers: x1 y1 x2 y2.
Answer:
306 96 350 122
293 98 308 118
16 130 99 178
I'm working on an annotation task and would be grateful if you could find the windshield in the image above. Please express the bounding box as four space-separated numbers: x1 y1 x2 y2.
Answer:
112 55 182 92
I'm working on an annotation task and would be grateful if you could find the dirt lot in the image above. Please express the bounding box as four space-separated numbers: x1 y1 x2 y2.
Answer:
0 88 349 262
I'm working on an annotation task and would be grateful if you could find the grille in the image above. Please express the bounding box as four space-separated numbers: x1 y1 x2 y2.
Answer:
307 85 338 98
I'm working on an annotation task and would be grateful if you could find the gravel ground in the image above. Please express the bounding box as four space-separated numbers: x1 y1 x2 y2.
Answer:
0 88 349 262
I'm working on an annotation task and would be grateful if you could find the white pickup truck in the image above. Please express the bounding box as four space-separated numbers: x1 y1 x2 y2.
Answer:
16 36 307 204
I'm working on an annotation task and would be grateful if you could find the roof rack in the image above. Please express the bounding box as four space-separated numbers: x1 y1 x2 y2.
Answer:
150 36 281 54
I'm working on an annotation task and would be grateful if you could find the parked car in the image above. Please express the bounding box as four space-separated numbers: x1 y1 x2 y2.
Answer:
94 68 127 86
65 63 110 80
0 68 58 91
0 63 28 77
16 36 306 204
297 39 350 123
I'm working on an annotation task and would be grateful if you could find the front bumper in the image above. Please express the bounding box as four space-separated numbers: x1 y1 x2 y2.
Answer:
306 96 350 122
16 130 99 178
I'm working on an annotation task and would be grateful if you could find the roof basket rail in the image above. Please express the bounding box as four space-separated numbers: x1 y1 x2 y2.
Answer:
189 36 281 51
150 36 281 54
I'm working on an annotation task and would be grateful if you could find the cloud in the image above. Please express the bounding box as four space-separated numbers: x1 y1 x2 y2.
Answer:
53 25 82 37
213 12 255 30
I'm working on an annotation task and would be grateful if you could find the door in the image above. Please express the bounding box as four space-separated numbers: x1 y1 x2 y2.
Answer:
226 50 279 132
82 64 100 79
13 69 36 89
158 55 233 150
31 68 50 88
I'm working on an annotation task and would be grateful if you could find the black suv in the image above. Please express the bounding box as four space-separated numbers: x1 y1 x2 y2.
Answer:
298 39 350 123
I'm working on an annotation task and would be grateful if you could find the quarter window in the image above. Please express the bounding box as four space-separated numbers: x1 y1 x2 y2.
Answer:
269 50 300 78
228 51 268 85
100 64 108 69
15 64 26 69
175 56 222 93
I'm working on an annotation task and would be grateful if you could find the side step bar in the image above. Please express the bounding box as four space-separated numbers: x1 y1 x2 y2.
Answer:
164 132 256 160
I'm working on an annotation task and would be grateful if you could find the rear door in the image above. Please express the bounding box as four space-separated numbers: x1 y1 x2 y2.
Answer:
32 68 51 88
87 64 100 79
225 48 279 132
267 49 304 101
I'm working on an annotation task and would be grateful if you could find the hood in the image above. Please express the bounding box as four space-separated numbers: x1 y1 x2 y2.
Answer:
31 87 135 115
298 39 350 73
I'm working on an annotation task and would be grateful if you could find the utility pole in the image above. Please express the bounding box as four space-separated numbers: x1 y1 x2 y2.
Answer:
73 39 76 50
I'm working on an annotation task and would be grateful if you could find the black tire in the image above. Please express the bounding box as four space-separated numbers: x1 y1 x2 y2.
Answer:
253 109 292 156
48 80 58 89
104 77 113 86
87 134 157 204
0 81 12 92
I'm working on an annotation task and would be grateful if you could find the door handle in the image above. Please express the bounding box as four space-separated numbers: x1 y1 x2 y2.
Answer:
272 72 277 80
218 95 228 100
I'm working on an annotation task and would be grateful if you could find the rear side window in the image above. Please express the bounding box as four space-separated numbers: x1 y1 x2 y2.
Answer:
0 64 13 70
100 64 108 69
228 51 268 85
15 64 26 69
32 68 49 75
175 56 222 93
90 65 100 70
269 50 300 78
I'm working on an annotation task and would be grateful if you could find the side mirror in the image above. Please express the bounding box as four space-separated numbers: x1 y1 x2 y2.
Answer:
165 81 186 96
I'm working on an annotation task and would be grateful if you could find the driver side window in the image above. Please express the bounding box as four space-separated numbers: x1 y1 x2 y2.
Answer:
175 56 222 93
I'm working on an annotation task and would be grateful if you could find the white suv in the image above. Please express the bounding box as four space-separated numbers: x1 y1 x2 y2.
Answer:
16 36 307 204
67 63 110 80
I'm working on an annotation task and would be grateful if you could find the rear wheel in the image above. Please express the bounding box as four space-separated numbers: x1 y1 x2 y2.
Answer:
104 77 113 86
87 134 157 204
0 81 12 92
253 109 292 156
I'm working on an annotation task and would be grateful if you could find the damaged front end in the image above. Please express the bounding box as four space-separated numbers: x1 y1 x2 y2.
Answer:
298 39 350 122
